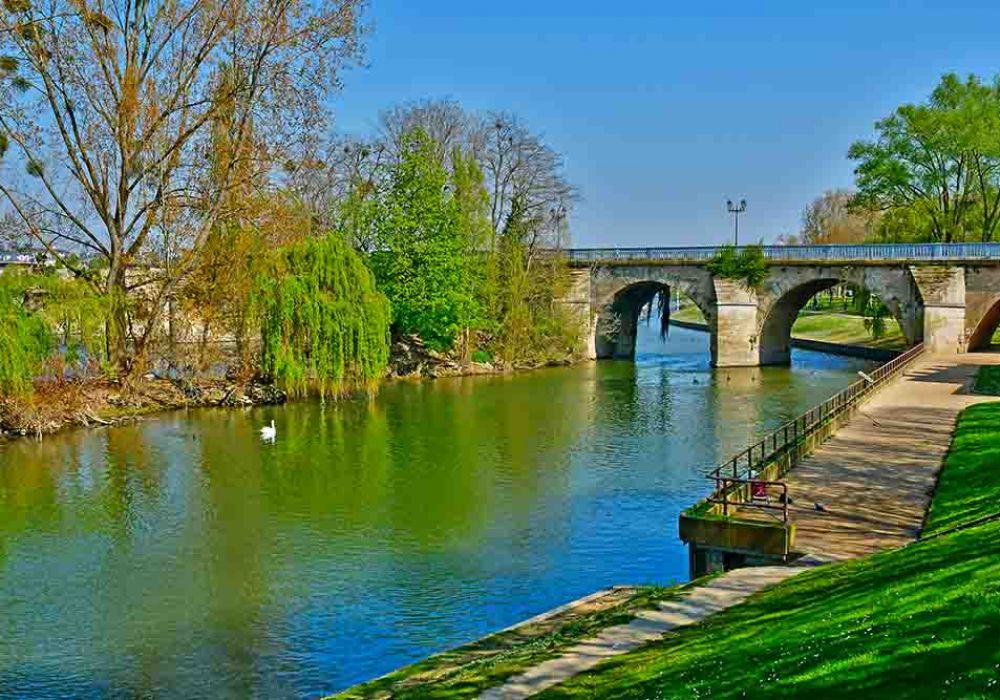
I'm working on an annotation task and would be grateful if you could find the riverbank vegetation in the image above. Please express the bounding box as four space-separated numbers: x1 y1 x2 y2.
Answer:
527 401 1000 698
0 2 583 431
328 101 582 368
259 235 391 399
0 270 109 394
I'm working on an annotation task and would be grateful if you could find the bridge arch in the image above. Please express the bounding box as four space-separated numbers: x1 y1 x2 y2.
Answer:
590 266 715 359
967 294 1000 351
756 267 923 365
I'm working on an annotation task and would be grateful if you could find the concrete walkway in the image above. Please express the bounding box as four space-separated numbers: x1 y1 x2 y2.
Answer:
479 563 812 700
749 352 1000 561
478 352 999 699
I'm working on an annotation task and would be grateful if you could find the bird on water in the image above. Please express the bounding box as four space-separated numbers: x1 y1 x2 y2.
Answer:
260 420 277 442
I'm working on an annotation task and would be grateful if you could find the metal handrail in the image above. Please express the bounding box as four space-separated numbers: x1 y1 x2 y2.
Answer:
706 343 926 522
566 243 1000 264
707 478 790 522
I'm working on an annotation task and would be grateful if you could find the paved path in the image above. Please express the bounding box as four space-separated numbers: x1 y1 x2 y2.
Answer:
478 352 1000 699
745 352 1000 561
479 563 812 700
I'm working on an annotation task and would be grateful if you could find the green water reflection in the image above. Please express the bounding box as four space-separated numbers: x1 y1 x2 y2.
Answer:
0 327 874 697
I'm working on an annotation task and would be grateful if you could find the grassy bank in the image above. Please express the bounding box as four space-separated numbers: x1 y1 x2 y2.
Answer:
924 401 1000 536
537 400 1000 698
791 311 905 350
973 365 1000 395
671 305 906 350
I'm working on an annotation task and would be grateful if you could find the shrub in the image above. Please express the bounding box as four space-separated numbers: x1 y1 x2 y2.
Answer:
706 242 768 288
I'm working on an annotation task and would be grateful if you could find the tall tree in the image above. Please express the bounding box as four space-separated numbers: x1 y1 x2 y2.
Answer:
258 231 390 399
0 0 365 374
797 189 875 244
369 128 480 350
849 73 1000 243
480 113 574 256
320 102 583 363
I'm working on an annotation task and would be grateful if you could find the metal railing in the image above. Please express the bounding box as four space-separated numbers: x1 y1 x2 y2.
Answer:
706 343 926 523
566 243 1000 264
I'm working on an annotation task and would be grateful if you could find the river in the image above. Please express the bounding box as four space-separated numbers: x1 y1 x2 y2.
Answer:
0 326 874 697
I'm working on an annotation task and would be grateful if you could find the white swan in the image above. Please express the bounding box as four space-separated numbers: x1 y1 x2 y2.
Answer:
260 419 276 442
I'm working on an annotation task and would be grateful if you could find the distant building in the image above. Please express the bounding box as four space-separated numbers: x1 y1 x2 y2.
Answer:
0 250 60 270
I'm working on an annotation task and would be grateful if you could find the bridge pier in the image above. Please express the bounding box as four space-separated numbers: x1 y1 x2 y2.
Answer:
564 269 598 359
712 279 759 367
911 267 967 355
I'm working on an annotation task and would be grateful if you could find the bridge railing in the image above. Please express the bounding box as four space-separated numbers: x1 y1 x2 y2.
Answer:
566 243 1000 264
706 342 926 523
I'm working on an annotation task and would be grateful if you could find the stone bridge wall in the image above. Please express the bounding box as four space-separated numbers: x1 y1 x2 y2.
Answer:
563 261 1000 367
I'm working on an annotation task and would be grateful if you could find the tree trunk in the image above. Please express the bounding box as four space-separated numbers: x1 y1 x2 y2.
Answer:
104 264 133 380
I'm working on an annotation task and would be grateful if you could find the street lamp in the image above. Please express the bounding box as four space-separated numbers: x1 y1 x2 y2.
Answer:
727 198 747 246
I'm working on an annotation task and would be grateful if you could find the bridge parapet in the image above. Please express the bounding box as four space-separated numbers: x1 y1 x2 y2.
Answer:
567 243 1000 266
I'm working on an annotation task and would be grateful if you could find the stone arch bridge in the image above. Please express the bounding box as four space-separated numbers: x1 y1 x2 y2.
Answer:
560 244 1000 366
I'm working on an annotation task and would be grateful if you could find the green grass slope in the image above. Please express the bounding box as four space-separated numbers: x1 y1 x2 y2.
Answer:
924 402 1000 536
974 365 1000 395
790 313 906 350
540 404 1000 700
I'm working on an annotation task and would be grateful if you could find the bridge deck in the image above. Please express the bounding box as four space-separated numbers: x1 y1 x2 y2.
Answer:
736 352 1000 561
566 242 1000 265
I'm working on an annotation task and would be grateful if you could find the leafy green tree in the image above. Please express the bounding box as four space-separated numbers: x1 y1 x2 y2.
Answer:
450 146 495 356
490 197 580 364
849 73 1000 242
0 270 108 395
318 104 584 365
853 289 889 340
369 128 482 350
0 280 52 396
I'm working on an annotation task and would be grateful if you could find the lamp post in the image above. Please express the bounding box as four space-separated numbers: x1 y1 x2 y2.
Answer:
727 198 747 246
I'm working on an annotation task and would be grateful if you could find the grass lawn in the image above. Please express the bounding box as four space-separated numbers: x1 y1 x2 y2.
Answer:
537 403 1000 699
973 365 1000 395
790 312 906 350
923 401 1000 536
671 305 705 324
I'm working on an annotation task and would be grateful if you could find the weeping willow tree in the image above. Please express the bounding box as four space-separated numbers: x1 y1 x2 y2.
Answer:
0 270 108 395
257 233 391 398
0 281 51 396
852 288 890 340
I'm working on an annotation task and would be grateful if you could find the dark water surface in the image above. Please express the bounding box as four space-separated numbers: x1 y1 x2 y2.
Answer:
0 327 874 698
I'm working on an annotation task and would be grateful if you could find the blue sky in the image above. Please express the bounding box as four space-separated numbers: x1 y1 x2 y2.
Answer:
330 1 1000 247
